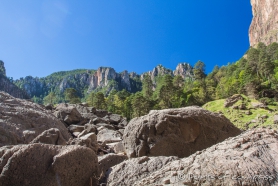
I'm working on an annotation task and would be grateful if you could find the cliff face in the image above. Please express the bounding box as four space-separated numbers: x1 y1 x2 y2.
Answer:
0 60 6 76
0 61 29 99
14 63 194 100
249 0 278 46
141 63 194 88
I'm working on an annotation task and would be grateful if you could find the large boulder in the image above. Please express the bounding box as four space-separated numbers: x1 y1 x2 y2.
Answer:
106 156 179 186
123 106 241 158
224 94 243 107
54 103 83 125
98 153 128 184
136 128 278 186
97 129 122 143
108 114 122 124
30 128 67 145
0 144 98 186
67 132 98 153
0 91 70 147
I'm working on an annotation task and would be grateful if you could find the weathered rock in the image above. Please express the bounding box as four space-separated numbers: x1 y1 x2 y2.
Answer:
249 0 278 46
98 154 128 183
136 128 278 186
108 114 122 124
84 123 98 134
106 141 125 154
77 124 98 137
107 156 179 186
74 104 91 114
54 103 83 125
252 102 267 108
274 115 278 124
44 104 53 110
80 113 97 121
30 128 67 145
123 106 241 158
96 123 115 130
95 110 109 118
68 125 84 133
0 92 70 147
173 63 194 79
97 129 122 143
0 144 98 186
93 117 110 124
0 64 29 99
67 133 98 153
119 119 128 126
224 94 243 107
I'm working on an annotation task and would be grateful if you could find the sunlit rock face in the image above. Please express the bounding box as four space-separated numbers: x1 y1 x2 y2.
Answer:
249 0 278 46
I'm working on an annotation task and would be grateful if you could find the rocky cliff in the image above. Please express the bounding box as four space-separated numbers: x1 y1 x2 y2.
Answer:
140 63 194 88
0 61 29 99
0 60 6 76
249 0 278 46
14 63 193 100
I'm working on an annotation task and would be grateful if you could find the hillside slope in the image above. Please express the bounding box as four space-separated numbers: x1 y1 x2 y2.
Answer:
203 94 278 129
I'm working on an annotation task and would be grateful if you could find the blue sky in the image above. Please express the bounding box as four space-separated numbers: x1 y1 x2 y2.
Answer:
0 0 252 79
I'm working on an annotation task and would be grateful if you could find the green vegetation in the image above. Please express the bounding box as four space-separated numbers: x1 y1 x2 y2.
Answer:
203 95 278 129
13 42 278 126
64 88 81 104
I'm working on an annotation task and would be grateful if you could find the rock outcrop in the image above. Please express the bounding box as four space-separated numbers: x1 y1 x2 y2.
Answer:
249 0 278 46
0 91 70 147
0 60 6 76
123 106 241 158
0 61 29 99
140 63 194 88
135 128 278 186
30 128 67 145
0 144 98 186
107 156 179 186
173 63 194 79
14 63 194 99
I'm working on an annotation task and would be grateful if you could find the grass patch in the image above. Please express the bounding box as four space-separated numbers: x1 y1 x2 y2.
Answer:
203 95 278 130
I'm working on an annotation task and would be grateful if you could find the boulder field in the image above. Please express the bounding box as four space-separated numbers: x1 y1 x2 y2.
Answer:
0 91 277 185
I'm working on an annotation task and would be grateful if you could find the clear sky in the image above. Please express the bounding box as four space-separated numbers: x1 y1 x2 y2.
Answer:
0 0 252 79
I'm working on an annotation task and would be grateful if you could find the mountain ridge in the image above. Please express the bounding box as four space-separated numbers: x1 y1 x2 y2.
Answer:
11 62 194 102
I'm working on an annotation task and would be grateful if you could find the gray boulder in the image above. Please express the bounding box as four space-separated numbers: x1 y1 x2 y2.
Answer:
224 94 243 107
68 132 98 153
68 125 84 133
98 153 128 183
0 91 70 147
108 114 122 124
106 156 179 186
123 106 241 158
97 129 122 143
106 141 125 154
0 144 98 186
54 103 83 125
136 128 278 186
30 128 67 145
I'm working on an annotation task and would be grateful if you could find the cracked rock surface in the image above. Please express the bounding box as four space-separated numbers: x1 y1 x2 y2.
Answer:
136 128 278 186
0 144 98 186
0 91 70 147
123 106 241 158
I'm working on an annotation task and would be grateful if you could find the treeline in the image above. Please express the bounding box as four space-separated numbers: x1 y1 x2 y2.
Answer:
42 42 278 120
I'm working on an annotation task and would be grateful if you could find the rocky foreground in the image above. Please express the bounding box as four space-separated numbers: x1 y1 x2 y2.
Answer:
0 91 277 186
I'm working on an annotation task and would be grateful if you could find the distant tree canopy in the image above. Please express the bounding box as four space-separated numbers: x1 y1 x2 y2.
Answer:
64 88 81 104
43 91 57 105
39 42 278 121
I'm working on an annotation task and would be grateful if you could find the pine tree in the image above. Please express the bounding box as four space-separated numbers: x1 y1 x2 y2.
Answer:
43 91 57 105
64 88 81 104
